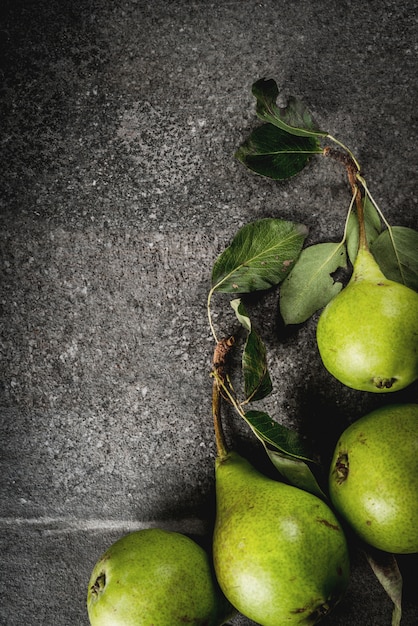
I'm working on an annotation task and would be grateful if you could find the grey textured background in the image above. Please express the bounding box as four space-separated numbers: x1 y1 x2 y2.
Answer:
1 0 417 624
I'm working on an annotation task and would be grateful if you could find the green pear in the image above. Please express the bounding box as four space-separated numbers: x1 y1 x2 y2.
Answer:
213 451 350 626
329 403 418 554
316 247 418 392
87 528 234 625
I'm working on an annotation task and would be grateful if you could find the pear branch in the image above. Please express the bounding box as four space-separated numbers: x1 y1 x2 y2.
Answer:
212 336 235 459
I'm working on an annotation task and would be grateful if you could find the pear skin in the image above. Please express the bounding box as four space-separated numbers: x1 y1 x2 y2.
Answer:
329 403 418 554
316 248 418 392
213 451 350 626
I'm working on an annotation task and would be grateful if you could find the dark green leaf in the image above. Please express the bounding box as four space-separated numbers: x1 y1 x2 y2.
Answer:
346 195 382 263
371 226 418 291
364 548 403 626
244 410 314 461
280 242 347 325
235 123 322 180
231 299 272 402
243 330 273 401
212 218 308 293
252 78 328 138
243 410 325 498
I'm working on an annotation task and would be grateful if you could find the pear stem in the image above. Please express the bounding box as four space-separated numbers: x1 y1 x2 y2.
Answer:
323 146 368 252
350 173 368 253
212 337 234 459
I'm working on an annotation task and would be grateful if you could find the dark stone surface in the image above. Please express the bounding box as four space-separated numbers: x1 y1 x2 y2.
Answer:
1 0 417 624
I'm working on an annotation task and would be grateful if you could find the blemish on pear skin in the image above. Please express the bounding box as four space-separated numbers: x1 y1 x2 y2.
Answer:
335 454 349 483
316 518 341 531
373 376 397 389
91 572 106 596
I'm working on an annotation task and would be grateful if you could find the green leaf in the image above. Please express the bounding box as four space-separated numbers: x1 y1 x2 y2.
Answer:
212 218 308 293
364 548 403 626
371 226 418 291
279 242 348 325
235 78 327 180
235 123 322 180
243 410 325 498
244 410 314 460
346 195 382 263
231 299 273 402
266 450 326 499
243 328 273 402
252 78 328 139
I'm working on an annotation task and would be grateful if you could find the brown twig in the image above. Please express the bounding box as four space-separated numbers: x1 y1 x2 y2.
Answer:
212 336 234 459
323 146 367 251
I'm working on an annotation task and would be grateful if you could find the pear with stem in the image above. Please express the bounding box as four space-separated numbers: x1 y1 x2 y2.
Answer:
211 339 350 626
316 166 418 392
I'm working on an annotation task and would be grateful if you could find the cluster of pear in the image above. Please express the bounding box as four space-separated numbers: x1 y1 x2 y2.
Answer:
316 235 418 530
210 242 418 624
86 452 351 626
211 408 418 624
87 244 417 626
315 222 418 555
87 248 418 626
86 402 418 626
